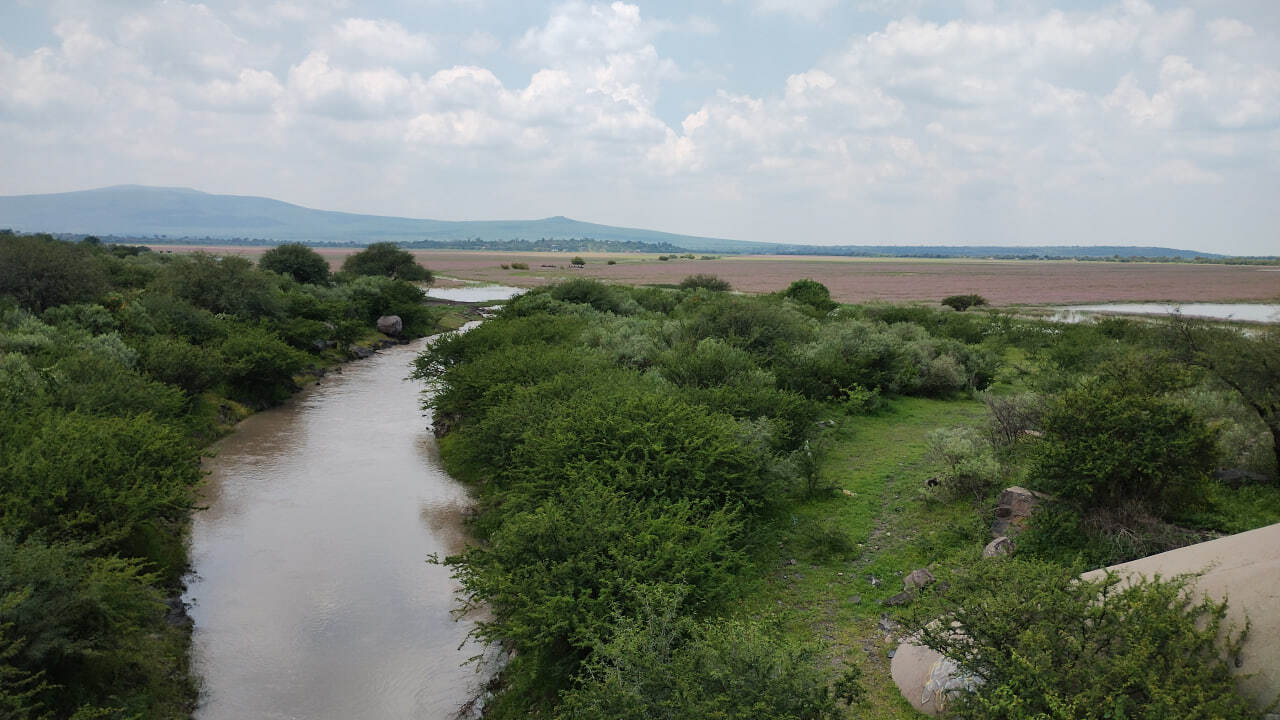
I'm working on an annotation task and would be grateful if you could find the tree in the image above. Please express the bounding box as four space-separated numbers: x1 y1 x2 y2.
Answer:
782 279 835 312
1171 317 1280 481
154 253 283 319
0 232 107 312
340 242 432 282
259 243 331 284
941 294 988 312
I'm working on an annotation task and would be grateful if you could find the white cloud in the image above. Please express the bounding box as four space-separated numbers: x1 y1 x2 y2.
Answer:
1207 17 1254 44
516 1 649 61
1 0 1278 253
328 18 435 64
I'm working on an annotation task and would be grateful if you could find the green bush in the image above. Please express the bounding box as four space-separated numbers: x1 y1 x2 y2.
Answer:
1035 357 1218 515
0 412 200 574
655 338 755 388
259 243 331 284
678 274 731 292
0 232 108 312
556 587 858 720
927 427 1001 500
0 536 194 718
137 335 224 395
340 242 431 281
904 559 1256 720
941 294 988 312
549 279 639 315
782 279 836 313
512 380 776 508
447 482 745 695
570 256 586 266
684 295 816 357
217 325 309 407
154 253 283 319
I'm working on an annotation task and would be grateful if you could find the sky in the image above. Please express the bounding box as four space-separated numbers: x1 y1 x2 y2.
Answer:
1 0 1277 253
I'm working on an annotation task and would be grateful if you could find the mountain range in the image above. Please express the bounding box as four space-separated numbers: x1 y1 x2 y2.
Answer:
0 185 1223 258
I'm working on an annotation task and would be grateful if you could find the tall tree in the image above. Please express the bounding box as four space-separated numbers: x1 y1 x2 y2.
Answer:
1171 316 1280 481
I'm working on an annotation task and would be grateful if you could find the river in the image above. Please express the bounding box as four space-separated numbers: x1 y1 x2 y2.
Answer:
184 336 485 720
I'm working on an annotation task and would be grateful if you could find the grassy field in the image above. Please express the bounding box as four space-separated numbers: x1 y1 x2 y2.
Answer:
735 397 988 717
146 245 1280 306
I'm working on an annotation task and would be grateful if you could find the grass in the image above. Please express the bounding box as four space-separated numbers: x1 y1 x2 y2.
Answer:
732 396 989 718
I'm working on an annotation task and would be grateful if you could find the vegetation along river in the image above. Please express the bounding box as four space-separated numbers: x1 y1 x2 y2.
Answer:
184 335 485 719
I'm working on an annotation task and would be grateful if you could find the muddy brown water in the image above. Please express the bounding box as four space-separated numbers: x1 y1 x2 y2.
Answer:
184 336 487 720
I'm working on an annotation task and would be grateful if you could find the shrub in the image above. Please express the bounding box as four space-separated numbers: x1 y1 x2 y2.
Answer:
606 259 617 265
446 482 745 694
0 232 108 312
0 536 194 718
782 279 836 313
678 274 731 292
781 320 913 399
658 255 670 261
549 279 639 315
927 427 1001 500
259 243 331 284
154 253 283 319
941 294 988 312
655 338 755 388
137 335 224 394
504 380 776 510
570 256 586 266
340 242 432 282
0 412 200 573
511 262 530 270
983 392 1043 448
556 587 858 720
903 559 1256 720
217 325 309 407
685 296 816 358
1035 357 1218 515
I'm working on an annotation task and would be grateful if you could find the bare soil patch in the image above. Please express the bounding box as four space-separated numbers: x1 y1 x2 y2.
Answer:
144 246 1280 305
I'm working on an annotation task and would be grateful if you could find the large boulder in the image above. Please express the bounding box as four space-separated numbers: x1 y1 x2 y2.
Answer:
890 642 981 715
376 315 403 335
991 486 1046 537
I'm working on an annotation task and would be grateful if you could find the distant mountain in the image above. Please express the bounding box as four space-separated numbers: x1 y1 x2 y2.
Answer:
0 185 1231 258
0 185 765 253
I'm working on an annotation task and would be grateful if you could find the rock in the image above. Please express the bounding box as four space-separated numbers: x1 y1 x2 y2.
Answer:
904 568 935 590
349 345 375 359
922 654 981 712
983 536 1014 558
868 575 882 587
882 591 913 607
787 558 798 566
850 595 861 604
991 486 1045 537
312 339 335 352
376 314 403 335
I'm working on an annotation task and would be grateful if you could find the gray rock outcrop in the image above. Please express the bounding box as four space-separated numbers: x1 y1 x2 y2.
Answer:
376 315 403 335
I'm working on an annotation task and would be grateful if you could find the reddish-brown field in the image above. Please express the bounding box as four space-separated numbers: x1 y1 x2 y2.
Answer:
148 246 1280 306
